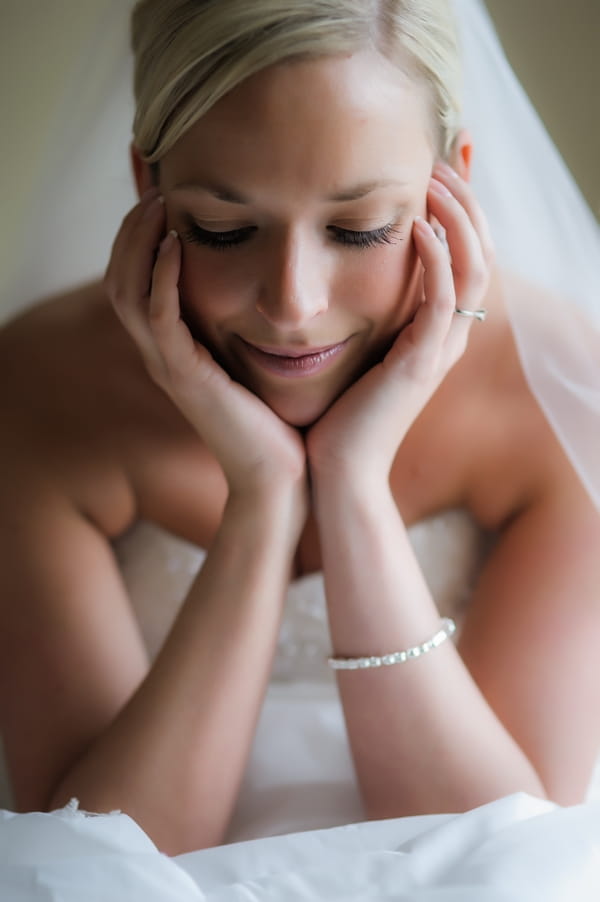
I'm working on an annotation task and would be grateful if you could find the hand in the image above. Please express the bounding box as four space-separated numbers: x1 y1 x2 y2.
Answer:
103 188 308 500
306 165 495 484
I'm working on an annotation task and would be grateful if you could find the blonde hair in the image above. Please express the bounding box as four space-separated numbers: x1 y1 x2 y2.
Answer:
131 0 462 167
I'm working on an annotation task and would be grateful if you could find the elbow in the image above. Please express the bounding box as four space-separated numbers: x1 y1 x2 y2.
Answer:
363 779 552 822
143 814 229 856
45 788 227 855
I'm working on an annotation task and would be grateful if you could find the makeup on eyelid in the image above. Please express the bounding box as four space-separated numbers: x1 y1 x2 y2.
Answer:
157 50 434 425
179 214 408 252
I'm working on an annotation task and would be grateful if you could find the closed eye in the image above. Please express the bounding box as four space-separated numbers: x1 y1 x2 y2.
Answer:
181 221 405 252
328 223 405 249
181 223 256 251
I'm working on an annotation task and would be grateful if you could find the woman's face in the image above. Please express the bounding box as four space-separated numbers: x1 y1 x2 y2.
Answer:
158 50 436 426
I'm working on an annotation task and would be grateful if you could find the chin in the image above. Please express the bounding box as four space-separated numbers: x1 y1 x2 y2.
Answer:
260 393 331 429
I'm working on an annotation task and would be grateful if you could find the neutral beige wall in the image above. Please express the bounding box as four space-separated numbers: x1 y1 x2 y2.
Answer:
0 3 102 251
0 1 598 319
2 2 597 228
484 0 600 219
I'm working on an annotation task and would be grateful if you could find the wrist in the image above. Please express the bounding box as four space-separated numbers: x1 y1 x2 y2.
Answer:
311 467 395 526
226 475 309 543
225 443 307 501
310 462 391 503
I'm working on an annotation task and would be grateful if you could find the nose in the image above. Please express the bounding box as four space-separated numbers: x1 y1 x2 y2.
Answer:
255 232 329 327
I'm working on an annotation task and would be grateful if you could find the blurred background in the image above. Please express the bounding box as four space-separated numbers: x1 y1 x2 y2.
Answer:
484 0 599 219
0 0 598 322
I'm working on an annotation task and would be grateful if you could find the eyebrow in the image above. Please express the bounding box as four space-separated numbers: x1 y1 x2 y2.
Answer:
171 178 409 204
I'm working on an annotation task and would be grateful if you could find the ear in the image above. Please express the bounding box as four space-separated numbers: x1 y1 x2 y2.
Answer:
446 128 473 182
129 142 159 200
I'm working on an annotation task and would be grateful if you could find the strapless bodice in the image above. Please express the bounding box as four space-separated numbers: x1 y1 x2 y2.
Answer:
113 510 491 682
0 509 491 823
110 510 493 841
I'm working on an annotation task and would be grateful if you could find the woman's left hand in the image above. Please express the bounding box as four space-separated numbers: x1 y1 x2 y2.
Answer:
306 164 495 483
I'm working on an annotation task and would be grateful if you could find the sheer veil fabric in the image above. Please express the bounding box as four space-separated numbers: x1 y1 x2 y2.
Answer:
3 0 599 509
0 0 599 846
454 0 600 510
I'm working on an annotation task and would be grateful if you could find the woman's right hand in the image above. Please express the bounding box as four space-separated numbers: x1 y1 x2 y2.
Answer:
103 188 307 504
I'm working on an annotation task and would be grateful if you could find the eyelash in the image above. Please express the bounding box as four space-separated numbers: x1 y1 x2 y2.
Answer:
181 222 404 252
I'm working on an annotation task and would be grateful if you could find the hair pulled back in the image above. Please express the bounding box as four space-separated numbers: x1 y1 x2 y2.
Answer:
130 0 462 165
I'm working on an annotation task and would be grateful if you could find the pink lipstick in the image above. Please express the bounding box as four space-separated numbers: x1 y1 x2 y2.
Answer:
239 338 350 378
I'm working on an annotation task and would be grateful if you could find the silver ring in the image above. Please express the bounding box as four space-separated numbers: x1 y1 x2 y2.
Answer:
454 307 487 322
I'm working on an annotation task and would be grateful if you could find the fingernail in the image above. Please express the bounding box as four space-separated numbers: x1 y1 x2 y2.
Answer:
159 229 178 254
429 179 453 198
141 186 161 203
414 216 435 235
142 195 165 220
434 161 459 178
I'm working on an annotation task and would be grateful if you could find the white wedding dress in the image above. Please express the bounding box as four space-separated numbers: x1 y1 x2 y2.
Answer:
1 0 600 891
3 516 600 898
112 510 490 843
2 508 598 838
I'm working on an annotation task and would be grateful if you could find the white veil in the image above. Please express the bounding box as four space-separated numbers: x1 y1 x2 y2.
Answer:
452 0 600 512
3 0 599 508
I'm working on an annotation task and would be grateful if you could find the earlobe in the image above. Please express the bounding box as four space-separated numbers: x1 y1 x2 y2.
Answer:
129 142 157 199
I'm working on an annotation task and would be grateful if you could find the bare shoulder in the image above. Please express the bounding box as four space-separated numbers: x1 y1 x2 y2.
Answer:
0 283 227 809
1 282 135 534
0 281 221 541
453 274 600 803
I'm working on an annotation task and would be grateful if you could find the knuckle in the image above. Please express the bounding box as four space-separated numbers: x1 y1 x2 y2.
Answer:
143 354 166 386
163 357 195 394
147 305 172 342
470 262 489 289
111 284 129 308
484 243 496 267
403 349 435 385
439 292 456 315
147 304 166 328
102 270 114 299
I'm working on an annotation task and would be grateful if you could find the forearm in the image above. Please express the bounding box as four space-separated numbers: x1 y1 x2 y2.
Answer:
48 485 303 853
314 475 546 818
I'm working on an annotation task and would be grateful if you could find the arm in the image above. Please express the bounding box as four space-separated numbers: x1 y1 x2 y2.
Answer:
0 188 309 855
313 466 600 817
0 470 304 855
47 483 303 849
307 165 600 816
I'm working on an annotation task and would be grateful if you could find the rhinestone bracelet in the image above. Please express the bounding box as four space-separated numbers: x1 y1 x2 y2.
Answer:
327 618 456 670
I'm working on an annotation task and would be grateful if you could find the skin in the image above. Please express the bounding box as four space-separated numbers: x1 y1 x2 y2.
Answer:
155 52 434 429
1 49 599 855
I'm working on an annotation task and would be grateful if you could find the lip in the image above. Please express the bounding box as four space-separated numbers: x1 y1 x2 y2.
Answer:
238 337 351 378
249 341 346 358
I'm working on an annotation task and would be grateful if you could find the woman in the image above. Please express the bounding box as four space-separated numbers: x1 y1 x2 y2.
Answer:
0 0 599 858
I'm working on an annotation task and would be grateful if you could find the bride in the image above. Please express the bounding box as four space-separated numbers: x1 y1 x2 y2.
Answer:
0 0 599 857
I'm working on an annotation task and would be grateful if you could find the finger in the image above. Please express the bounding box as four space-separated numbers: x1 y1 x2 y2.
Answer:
148 230 221 395
125 193 167 304
148 231 181 326
108 195 167 350
427 179 489 316
105 187 162 290
432 162 495 265
400 216 455 376
426 179 490 363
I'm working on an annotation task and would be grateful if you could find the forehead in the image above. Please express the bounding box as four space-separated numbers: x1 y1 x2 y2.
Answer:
161 50 434 199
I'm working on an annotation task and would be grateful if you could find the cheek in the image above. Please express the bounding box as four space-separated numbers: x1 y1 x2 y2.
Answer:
333 239 419 318
178 246 254 323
